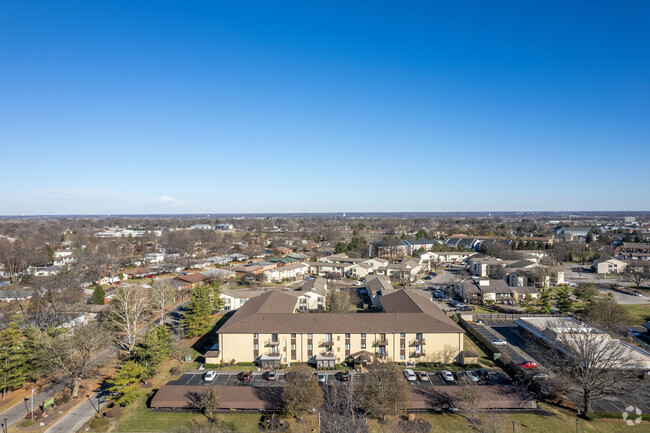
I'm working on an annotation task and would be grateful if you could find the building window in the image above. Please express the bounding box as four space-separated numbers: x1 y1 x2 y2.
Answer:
400 354 405 360
253 333 259 339
361 333 366 338
345 344 350 350
361 343 366 349
307 333 313 339
253 344 259 350
291 333 296 338
400 343 405 349
307 344 313 350
345 333 350 338
326 334 333 342
400 333 405 338
291 353 296 360
291 344 296 350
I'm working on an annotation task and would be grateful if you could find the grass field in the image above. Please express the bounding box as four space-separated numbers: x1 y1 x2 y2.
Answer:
367 403 650 433
622 303 650 323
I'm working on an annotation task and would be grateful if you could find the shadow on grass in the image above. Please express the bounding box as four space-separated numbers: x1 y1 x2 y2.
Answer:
191 311 235 356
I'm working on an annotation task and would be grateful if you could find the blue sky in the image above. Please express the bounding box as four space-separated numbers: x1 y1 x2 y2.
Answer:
1 1 649 215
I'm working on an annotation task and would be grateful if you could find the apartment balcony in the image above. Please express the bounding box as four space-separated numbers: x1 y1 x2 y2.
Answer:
373 340 388 347
410 351 426 358
265 339 280 347
319 339 333 348
410 338 426 346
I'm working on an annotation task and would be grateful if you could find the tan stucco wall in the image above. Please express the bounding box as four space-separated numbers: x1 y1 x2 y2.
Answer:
217 331 463 365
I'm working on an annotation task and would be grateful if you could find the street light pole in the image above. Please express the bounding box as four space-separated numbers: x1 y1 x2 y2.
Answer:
31 387 34 421
575 419 579 433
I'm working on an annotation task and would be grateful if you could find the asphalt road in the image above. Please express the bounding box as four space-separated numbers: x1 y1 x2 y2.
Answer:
44 390 108 433
0 384 63 431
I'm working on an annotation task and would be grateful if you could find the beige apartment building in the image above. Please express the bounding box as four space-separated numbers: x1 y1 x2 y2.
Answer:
213 289 464 368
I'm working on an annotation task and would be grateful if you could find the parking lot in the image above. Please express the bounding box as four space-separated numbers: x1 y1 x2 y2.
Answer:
169 369 511 389
470 319 538 366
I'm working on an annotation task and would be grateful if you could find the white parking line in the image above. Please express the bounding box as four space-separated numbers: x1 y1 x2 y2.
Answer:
186 374 196 384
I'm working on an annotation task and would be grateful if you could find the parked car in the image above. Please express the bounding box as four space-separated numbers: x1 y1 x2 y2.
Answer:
265 370 278 381
237 371 252 381
403 369 417 381
519 361 537 370
465 371 479 382
491 339 507 346
353 281 363 286
532 372 548 380
317 372 327 383
441 371 455 382
203 370 216 382
415 280 425 285
416 371 429 381
336 371 351 381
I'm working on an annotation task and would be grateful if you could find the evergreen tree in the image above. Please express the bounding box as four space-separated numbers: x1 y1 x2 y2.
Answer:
22 326 41 382
556 287 574 314
107 361 144 407
334 242 347 254
133 326 173 380
207 281 225 313
90 285 106 305
0 315 26 400
182 285 213 337
538 289 552 314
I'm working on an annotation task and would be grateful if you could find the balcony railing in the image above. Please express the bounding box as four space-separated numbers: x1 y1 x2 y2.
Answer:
373 340 388 347
410 338 426 346
319 339 333 348
265 339 280 347
410 351 426 358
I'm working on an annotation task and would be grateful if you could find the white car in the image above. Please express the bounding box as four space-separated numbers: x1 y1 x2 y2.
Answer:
491 339 507 346
441 371 455 382
353 281 363 286
317 372 327 383
415 280 425 285
403 369 417 381
203 371 217 382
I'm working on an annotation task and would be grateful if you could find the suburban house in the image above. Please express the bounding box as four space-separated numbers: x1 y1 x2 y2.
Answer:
262 262 309 282
420 251 475 264
403 239 441 255
616 243 650 261
376 258 421 283
123 267 156 279
307 254 386 279
171 272 210 290
445 237 482 251
33 265 62 277
457 278 539 305
593 258 628 274
365 274 396 307
214 289 464 369
220 288 265 311
290 289 326 311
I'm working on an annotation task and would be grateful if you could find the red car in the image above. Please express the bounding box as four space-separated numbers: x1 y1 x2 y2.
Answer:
146 275 154 278
519 361 537 369
238 371 252 381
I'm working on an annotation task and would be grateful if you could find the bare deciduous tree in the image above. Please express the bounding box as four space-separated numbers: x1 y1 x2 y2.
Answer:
110 285 150 352
620 261 650 289
585 297 632 333
360 361 410 421
454 382 480 429
40 321 108 398
282 364 323 421
528 321 637 415
149 279 175 325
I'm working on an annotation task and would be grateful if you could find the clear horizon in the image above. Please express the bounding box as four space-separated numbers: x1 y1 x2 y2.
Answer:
1 1 649 214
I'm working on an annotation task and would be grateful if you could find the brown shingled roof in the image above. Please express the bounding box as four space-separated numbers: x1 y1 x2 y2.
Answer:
218 289 462 334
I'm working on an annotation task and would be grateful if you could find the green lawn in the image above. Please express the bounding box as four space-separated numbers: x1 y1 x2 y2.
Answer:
368 403 650 433
622 303 650 324
462 334 496 369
